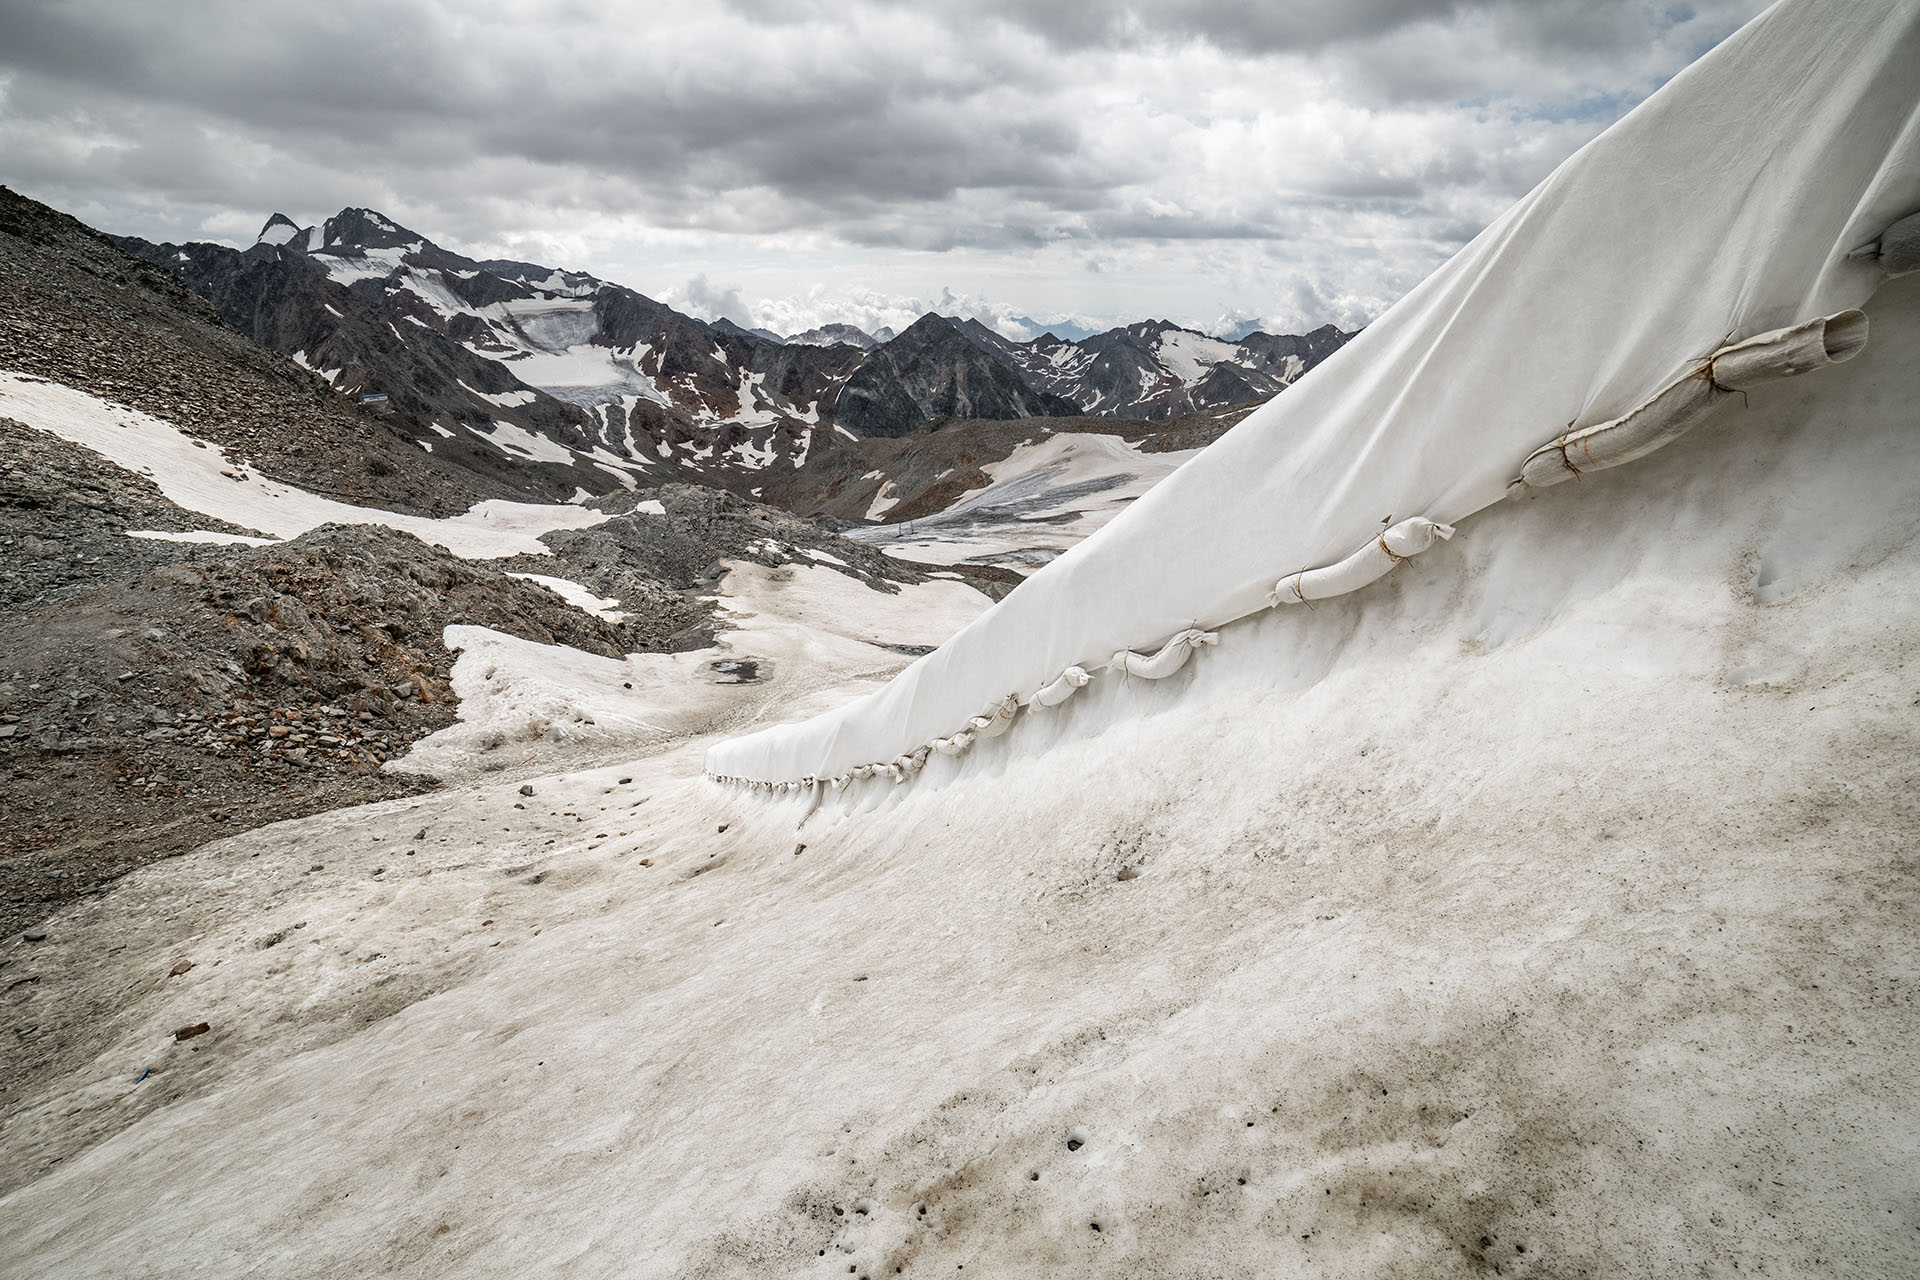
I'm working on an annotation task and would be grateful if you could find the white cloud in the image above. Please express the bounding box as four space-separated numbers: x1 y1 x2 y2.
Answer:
662 274 751 325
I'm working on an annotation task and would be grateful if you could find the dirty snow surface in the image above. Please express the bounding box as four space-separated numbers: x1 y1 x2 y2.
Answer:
3 274 1917 1277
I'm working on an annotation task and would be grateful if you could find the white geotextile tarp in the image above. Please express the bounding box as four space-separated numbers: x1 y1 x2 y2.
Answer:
707 0 1920 785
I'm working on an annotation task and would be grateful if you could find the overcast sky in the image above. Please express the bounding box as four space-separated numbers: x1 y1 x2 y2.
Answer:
0 0 1769 340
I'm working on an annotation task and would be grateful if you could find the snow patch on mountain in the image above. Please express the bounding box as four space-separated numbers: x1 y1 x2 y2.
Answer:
0 371 606 558
255 215 300 248
1152 328 1238 382
457 379 537 409
507 572 629 620
288 350 343 387
478 419 578 466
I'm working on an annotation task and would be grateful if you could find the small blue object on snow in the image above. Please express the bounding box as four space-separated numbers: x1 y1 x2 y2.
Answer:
135 1067 150 1083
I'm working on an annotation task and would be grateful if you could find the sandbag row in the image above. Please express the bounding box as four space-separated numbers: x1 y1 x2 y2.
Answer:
708 524 1458 794
1507 210 1916 496
1508 309 1869 495
1269 518 1455 605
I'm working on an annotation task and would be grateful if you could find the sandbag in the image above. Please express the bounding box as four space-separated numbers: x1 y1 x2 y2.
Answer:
966 694 1020 738
932 730 975 756
1031 666 1093 708
1269 517 1455 605
1709 310 1868 388
1515 310 1867 492
1108 628 1217 679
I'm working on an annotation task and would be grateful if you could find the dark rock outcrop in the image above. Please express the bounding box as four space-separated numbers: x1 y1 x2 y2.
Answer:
833 313 1083 438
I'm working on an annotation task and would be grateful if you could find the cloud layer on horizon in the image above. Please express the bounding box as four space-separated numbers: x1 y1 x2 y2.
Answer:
0 0 1768 337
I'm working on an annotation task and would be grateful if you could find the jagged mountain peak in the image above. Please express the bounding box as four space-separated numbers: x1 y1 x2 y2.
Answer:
892 311 960 342
318 207 424 251
711 316 787 345
255 212 304 247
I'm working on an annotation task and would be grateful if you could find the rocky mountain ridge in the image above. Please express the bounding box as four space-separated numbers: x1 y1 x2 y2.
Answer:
116 204 1354 505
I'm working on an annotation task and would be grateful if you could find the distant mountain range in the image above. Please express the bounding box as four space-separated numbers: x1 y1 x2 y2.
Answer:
112 207 1356 503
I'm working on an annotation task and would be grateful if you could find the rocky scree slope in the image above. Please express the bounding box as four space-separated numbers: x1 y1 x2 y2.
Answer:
0 415 264 615
503 482 941 632
0 519 642 943
0 415 922 946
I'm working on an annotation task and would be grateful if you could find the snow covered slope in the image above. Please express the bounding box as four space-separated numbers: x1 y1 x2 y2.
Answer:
3 268 1916 1278
709 0 1920 786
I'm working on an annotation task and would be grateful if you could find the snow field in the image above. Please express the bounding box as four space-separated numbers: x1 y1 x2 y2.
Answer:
124 529 279 548
849 433 1198 569
397 561 992 778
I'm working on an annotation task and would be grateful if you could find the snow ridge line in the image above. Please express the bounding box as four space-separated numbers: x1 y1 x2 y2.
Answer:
708 284 1905 797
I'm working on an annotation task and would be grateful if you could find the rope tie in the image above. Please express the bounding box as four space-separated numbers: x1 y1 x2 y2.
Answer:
1694 354 1749 406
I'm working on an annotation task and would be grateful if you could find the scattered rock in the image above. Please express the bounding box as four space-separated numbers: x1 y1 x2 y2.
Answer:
22 928 47 942
519 784 536 797
167 959 194 977
172 1022 211 1041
